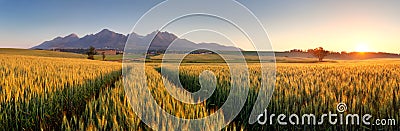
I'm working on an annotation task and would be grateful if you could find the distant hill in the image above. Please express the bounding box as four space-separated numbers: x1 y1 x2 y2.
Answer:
0 48 86 59
32 29 241 51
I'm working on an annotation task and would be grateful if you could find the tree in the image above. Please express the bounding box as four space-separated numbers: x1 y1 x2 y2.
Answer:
102 52 106 61
309 47 329 62
87 46 96 60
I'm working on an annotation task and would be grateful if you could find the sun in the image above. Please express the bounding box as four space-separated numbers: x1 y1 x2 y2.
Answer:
355 43 370 52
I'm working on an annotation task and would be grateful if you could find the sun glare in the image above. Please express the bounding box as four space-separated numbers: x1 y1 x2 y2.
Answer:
355 43 370 52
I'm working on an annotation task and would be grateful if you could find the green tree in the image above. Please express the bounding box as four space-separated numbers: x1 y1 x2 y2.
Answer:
309 47 329 62
87 46 96 60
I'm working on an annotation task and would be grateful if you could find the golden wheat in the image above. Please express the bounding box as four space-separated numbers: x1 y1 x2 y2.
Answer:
1 53 399 130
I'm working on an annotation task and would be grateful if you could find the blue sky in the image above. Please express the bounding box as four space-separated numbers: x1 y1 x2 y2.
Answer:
1 0 399 53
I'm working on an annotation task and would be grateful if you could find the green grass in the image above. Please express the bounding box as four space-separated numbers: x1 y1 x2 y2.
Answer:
149 54 228 63
0 48 128 62
0 48 86 59
148 54 334 63
94 54 123 61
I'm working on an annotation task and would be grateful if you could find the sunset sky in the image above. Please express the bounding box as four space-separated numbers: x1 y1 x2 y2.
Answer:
0 0 399 53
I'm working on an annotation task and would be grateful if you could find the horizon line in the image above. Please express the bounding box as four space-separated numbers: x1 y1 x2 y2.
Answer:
0 47 399 55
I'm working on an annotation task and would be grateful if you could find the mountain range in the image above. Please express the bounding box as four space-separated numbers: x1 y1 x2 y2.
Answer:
32 29 241 51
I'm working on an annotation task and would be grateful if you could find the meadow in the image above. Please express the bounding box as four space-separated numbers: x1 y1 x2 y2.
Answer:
0 49 399 130
0 48 87 59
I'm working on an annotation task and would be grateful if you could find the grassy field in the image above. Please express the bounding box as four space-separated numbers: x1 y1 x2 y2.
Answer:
0 48 335 63
1 50 399 130
0 48 125 62
148 53 335 63
94 54 123 61
0 48 86 59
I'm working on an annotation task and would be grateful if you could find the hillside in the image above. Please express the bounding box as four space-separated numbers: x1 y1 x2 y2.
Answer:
0 48 86 59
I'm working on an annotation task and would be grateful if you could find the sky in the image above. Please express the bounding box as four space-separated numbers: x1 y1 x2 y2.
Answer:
0 0 399 53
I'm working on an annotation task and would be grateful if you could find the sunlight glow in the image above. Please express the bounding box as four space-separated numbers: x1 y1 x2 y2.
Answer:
355 43 371 52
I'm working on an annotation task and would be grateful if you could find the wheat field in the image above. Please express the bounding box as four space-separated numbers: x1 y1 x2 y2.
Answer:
1 53 399 130
0 54 121 130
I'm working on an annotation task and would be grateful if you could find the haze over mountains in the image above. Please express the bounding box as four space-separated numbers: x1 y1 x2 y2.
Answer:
32 29 241 51
30 29 399 60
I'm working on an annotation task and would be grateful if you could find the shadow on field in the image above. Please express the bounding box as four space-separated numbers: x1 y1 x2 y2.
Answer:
154 66 268 130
